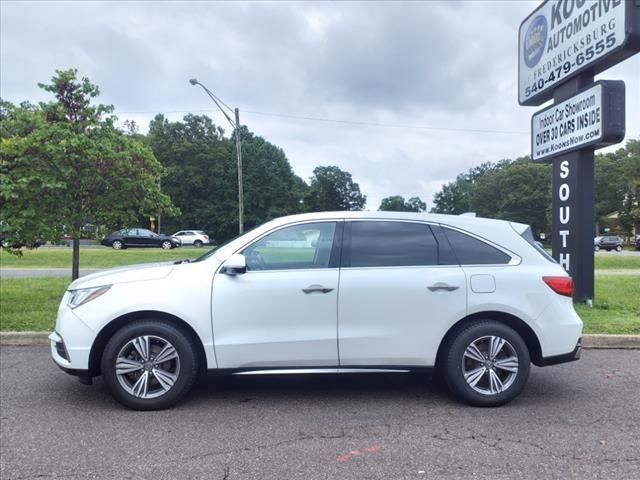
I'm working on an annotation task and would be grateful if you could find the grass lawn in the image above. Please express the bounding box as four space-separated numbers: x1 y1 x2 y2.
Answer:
0 246 203 269
1 274 638 334
594 254 640 270
0 277 69 331
576 274 640 335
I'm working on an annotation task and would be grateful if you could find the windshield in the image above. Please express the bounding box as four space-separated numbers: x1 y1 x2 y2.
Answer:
191 225 262 263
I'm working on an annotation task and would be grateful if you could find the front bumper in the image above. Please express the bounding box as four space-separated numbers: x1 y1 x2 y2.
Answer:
50 301 96 372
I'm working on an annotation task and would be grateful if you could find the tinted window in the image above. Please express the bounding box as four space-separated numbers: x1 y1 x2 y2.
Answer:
520 226 555 263
348 221 437 267
442 228 511 265
243 222 336 271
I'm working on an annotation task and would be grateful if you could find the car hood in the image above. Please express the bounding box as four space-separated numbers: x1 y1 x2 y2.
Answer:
68 262 175 290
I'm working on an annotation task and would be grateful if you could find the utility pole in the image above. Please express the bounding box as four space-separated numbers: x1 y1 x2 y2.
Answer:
189 78 245 235
235 108 244 234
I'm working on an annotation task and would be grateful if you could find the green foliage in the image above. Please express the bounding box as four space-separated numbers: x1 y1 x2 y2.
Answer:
379 195 426 212
430 141 639 237
304 165 366 212
148 116 306 241
469 159 551 235
431 161 510 215
0 69 176 276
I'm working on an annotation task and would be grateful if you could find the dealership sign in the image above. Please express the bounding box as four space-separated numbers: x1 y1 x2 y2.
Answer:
531 80 625 162
519 0 640 106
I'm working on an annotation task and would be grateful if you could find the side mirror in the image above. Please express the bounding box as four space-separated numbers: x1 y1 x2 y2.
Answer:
222 253 247 275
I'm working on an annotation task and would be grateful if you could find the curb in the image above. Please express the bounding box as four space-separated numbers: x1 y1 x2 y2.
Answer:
1 332 639 349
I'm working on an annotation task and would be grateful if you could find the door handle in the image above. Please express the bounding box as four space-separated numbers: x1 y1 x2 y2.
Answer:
428 283 460 292
302 285 334 294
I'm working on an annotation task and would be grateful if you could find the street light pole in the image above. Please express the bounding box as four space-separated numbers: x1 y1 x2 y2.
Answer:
234 107 244 234
189 78 244 234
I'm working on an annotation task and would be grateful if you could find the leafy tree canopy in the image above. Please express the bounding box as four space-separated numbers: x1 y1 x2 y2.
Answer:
305 165 366 212
148 116 307 241
379 195 426 212
0 69 176 278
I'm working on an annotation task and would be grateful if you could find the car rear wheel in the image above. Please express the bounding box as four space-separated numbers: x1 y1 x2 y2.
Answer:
101 320 199 410
193 240 203 248
161 240 173 250
443 320 530 407
594 245 600 251
112 240 123 250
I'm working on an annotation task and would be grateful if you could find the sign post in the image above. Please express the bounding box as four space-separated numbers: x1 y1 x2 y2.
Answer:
519 0 639 303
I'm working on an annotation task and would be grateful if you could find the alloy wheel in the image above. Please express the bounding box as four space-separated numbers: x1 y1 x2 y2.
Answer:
115 335 180 399
461 335 519 395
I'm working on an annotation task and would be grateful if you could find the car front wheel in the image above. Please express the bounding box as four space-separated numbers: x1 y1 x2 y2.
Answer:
101 320 199 410
112 240 123 250
161 240 173 250
594 245 600 251
443 320 530 407
616 245 622 252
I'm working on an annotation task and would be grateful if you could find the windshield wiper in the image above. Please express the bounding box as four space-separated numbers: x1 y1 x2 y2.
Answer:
173 259 191 265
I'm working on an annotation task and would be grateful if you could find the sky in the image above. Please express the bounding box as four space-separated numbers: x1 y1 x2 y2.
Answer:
1 0 639 210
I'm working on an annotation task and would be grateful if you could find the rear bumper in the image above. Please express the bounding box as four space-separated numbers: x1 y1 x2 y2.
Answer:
537 338 582 366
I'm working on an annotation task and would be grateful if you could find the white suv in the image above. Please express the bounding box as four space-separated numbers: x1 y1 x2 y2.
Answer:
172 230 211 247
50 212 583 410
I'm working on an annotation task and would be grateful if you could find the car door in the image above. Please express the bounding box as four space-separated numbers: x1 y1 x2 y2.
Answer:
338 220 467 367
211 221 342 368
122 229 141 247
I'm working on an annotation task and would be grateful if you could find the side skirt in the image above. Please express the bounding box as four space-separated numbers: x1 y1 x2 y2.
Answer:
205 366 434 376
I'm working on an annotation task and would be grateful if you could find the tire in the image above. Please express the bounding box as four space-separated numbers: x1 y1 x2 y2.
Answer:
101 320 199 410
161 240 172 250
112 240 124 250
193 240 203 248
616 245 622 252
443 320 530 407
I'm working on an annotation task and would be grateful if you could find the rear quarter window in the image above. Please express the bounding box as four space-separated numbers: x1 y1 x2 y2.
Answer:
442 227 511 265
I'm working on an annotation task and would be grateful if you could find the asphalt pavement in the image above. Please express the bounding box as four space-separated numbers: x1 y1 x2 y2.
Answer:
1 347 639 479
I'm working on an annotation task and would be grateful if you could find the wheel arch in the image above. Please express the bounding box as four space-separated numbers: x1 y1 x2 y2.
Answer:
435 311 543 369
88 310 207 377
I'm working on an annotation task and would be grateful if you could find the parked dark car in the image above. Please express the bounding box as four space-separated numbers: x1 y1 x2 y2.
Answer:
101 228 181 250
635 235 640 250
594 235 623 252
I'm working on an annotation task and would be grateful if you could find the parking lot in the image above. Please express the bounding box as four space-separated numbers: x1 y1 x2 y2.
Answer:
1 347 639 479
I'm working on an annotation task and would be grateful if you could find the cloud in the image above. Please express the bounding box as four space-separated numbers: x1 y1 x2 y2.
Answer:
1 0 638 210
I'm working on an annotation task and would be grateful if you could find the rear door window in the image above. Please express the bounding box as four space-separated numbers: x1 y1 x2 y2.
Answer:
346 221 438 267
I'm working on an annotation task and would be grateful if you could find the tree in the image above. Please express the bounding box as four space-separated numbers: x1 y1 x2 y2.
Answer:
379 195 426 212
305 166 366 212
431 161 509 214
469 159 551 235
148 117 307 241
0 69 175 279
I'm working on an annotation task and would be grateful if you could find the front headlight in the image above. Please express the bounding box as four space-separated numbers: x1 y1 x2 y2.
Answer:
67 285 112 309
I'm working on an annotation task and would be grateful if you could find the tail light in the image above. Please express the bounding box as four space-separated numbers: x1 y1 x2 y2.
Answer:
204 235 209 240
543 276 574 297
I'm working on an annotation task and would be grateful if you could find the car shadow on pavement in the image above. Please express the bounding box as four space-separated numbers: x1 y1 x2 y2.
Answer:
50 365 583 412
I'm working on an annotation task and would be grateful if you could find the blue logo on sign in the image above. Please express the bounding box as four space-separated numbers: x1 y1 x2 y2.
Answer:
524 15 547 68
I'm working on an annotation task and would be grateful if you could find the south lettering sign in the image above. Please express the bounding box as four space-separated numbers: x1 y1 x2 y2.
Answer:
531 80 625 162
518 0 640 106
